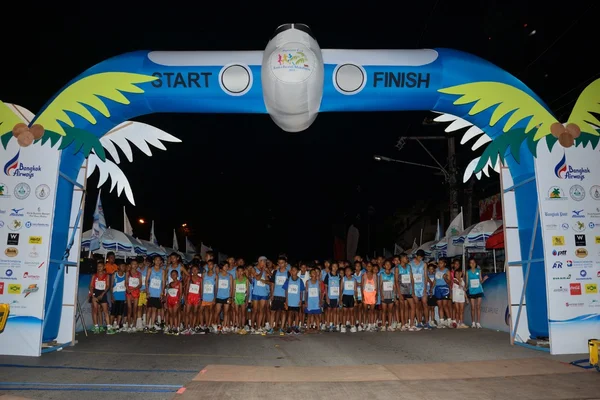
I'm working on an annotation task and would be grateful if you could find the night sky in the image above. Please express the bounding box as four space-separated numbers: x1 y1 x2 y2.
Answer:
2 1 597 260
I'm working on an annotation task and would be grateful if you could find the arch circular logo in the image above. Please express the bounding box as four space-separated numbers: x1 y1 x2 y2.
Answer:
575 248 588 258
8 219 22 231
5 269 13 276
4 247 18 257
572 220 586 232
590 185 600 200
14 182 31 200
35 184 50 200
270 44 313 83
547 186 565 200
569 185 585 201
0 182 8 197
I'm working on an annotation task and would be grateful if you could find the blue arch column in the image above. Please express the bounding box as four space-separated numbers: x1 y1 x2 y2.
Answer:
41 48 550 341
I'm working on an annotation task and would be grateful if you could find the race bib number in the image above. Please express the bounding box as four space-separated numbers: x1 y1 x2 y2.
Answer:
401 274 411 284
413 274 423 284
288 285 299 294
276 275 287 286
167 288 178 297
344 281 355 291
329 286 339 296
204 283 214 294
128 277 139 287
256 280 266 287
114 281 125 292
189 284 200 294
470 279 480 289
218 279 229 289
94 280 106 291
150 278 161 289
435 272 444 280
308 287 318 298
453 288 465 302
364 283 375 292
235 283 246 293
383 281 393 292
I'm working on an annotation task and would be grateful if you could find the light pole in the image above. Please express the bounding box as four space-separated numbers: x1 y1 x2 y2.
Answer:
389 133 460 221
373 155 449 180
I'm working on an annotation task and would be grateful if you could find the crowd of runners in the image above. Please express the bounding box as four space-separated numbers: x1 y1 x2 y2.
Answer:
88 250 488 335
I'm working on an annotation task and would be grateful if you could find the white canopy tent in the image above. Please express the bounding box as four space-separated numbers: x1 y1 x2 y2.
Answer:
410 240 436 258
463 220 503 248
138 239 166 257
81 228 143 258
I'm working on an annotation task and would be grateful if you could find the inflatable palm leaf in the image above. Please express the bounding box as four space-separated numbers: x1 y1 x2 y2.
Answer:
566 78 600 146
33 72 158 159
0 100 29 148
439 82 560 173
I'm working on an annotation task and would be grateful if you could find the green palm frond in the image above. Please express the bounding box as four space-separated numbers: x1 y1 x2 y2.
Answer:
439 82 558 139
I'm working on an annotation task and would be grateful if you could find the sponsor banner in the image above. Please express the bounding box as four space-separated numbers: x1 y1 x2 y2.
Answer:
0 139 59 356
534 140 600 355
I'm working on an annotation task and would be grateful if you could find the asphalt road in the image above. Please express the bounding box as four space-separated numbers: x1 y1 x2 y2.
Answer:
0 328 590 400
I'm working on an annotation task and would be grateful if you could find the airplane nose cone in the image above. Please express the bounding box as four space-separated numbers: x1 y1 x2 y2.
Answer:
261 24 324 133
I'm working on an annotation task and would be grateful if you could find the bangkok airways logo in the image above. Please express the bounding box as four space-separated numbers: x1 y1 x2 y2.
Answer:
3 151 19 176
554 154 567 179
554 153 590 181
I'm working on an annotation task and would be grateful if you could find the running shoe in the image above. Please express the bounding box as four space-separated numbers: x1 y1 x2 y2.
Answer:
92 326 100 334
279 329 285 336
340 325 347 333
107 327 116 335
471 322 476 328
350 326 357 333
476 322 482 329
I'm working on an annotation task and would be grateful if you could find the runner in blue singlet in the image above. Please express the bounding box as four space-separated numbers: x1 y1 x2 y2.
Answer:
410 250 430 329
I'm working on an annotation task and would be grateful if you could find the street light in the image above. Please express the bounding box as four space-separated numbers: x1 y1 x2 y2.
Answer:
138 218 145 224
182 223 187 227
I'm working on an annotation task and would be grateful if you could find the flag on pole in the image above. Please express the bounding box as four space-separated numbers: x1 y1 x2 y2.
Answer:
90 190 106 251
172 229 179 251
435 219 442 241
185 237 196 253
200 242 212 259
346 224 360 261
445 211 464 238
409 238 418 254
149 220 158 245
123 207 133 235
445 210 464 257
394 243 404 255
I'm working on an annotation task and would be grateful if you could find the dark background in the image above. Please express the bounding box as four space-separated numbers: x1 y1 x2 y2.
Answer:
2 1 597 260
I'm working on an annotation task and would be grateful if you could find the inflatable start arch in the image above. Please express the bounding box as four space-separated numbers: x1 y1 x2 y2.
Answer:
1 24 599 352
